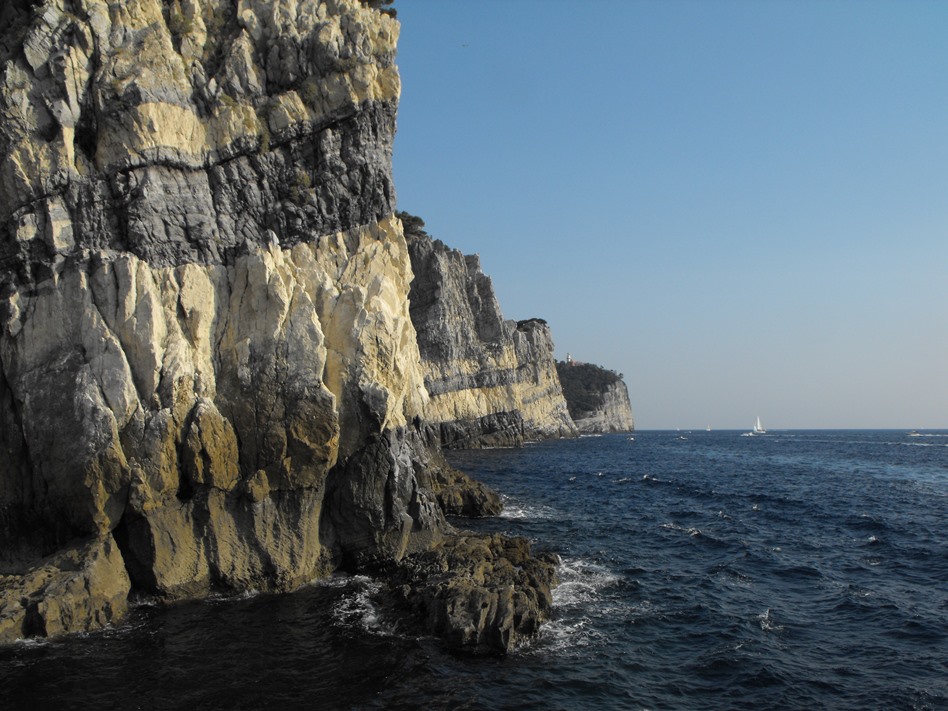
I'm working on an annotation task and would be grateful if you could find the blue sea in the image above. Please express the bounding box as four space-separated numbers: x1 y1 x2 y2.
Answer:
2 430 946 709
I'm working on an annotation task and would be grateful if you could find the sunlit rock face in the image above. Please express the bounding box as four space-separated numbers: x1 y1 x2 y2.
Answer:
0 0 446 641
556 360 634 433
403 216 577 448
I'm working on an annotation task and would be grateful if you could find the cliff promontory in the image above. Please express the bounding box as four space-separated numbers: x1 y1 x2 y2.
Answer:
556 360 634 433
402 213 577 448
0 0 552 652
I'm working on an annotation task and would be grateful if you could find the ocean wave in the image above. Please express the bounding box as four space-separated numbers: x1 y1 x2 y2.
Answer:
709 562 752 585
528 557 626 655
757 608 784 633
499 496 557 520
555 557 621 602
11 636 53 648
845 513 890 533
659 522 729 548
773 563 823 580
330 578 395 637
205 588 262 604
534 616 603 653
660 521 702 537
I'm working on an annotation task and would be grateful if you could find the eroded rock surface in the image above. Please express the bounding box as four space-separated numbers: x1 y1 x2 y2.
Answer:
0 535 129 641
556 360 634 433
382 534 558 653
403 214 577 448
0 0 556 650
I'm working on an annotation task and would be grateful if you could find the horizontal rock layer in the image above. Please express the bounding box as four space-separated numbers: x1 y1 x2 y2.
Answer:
404 214 577 448
0 0 558 652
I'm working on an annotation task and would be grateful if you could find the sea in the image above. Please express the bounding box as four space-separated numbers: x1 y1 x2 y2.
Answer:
2 430 946 710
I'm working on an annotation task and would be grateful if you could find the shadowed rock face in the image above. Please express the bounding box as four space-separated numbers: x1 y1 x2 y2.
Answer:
381 534 558 654
404 217 577 448
0 0 558 653
556 360 635 433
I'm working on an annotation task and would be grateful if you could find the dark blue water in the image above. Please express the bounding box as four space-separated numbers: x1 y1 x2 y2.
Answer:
2 431 946 709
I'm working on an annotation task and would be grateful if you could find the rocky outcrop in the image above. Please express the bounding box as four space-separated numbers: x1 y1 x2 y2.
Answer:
0 534 129 641
403 214 577 448
382 534 557 653
556 360 634 433
0 0 549 652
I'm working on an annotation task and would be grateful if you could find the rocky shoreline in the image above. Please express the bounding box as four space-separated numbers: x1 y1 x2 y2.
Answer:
380 533 558 653
0 0 628 654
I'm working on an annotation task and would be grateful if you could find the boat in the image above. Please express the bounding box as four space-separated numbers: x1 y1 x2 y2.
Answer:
742 417 766 436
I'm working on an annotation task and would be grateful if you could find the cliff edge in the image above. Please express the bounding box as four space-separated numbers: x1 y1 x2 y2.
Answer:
403 213 576 448
556 360 634 433
0 0 553 653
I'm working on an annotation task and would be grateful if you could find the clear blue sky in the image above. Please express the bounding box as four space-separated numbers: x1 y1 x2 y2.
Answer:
391 0 948 430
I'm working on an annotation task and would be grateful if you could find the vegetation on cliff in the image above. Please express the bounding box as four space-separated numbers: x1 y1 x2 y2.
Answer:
556 360 634 433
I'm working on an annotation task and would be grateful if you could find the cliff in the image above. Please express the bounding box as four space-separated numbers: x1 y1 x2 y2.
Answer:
403 214 577 448
556 360 634 433
0 0 551 652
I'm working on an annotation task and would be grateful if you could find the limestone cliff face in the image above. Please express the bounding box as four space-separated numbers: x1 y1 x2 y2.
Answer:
556 360 634 433
0 0 447 640
403 216 576 448
0 0 560 653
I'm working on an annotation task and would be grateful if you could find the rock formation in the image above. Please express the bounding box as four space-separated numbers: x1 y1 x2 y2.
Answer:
403 213 577 448
556 360 634 433
0 0 549 652
382 534 558 653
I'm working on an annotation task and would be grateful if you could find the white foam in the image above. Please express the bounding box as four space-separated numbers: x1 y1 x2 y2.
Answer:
331 578 390 636
757 608 784 632
499 496 557 520
13 636 51 648
205 587 261 604
536 616 603 652
523 558 629 656
553 580 600 607
659 521 702 537
554 557 621 608
311 573 373 589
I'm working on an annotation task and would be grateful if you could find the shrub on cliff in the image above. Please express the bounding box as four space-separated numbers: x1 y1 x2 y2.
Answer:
396 210 427 237
556 361 623 417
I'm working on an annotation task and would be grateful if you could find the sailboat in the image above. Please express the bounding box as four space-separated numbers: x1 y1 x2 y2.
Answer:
742 417 767 437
